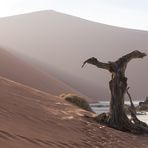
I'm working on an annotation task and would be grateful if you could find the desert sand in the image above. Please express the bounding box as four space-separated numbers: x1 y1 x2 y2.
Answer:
0 10 147 100
0 47 84 98
0 10 147 148
0 76 147 148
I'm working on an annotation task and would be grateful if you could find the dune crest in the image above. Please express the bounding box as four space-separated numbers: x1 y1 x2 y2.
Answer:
0 48 84 98
0 10 147 100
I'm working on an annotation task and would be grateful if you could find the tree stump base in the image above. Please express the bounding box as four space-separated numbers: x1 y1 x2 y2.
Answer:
95 112 148 134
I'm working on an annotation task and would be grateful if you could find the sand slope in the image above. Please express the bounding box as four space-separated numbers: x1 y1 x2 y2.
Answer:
0 76 147 148
0 48 83 97
0 11 148 99
0 10 147 100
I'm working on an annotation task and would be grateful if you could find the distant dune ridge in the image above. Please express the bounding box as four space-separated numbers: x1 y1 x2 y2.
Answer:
0 47 83 98
0 10 148 101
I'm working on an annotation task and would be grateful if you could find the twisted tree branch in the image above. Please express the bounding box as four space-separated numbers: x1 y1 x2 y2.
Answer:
82 57 110 70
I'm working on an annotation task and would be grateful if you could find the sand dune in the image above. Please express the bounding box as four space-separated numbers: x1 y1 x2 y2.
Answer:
0 76 147 148
0 48 82 97
0 10 148 100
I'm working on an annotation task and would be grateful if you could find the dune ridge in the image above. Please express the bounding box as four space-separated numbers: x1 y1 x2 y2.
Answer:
0 47 85 99
0 10 147 100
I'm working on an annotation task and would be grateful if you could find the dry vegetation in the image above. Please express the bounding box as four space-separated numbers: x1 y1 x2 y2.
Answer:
59 93 93 112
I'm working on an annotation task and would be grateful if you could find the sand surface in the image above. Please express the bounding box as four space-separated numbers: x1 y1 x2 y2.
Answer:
0 76 147 148
0 10 148 100
0 48 83 97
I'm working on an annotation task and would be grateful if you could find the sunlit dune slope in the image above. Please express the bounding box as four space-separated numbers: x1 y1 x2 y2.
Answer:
0 76 147 148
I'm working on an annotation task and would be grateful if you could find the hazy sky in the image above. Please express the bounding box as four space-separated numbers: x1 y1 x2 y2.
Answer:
0 0 148 30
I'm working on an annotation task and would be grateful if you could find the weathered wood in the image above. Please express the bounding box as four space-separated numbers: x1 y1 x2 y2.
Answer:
82 50 148 134
82 57 110 70
126 88 147 128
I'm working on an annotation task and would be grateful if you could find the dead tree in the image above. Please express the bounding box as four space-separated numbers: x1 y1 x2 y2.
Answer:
82 50 148 134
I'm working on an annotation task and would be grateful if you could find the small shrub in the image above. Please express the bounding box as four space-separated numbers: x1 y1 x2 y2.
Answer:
60 93 93 112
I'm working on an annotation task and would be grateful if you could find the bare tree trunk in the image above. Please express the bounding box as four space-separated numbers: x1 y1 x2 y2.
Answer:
82 50 148 134
109 76 130 130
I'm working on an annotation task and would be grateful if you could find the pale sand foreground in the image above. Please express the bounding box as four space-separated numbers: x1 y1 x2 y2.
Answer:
0 76 147 148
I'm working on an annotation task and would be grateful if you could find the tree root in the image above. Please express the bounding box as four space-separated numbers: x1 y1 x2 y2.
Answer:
95 113 148 134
